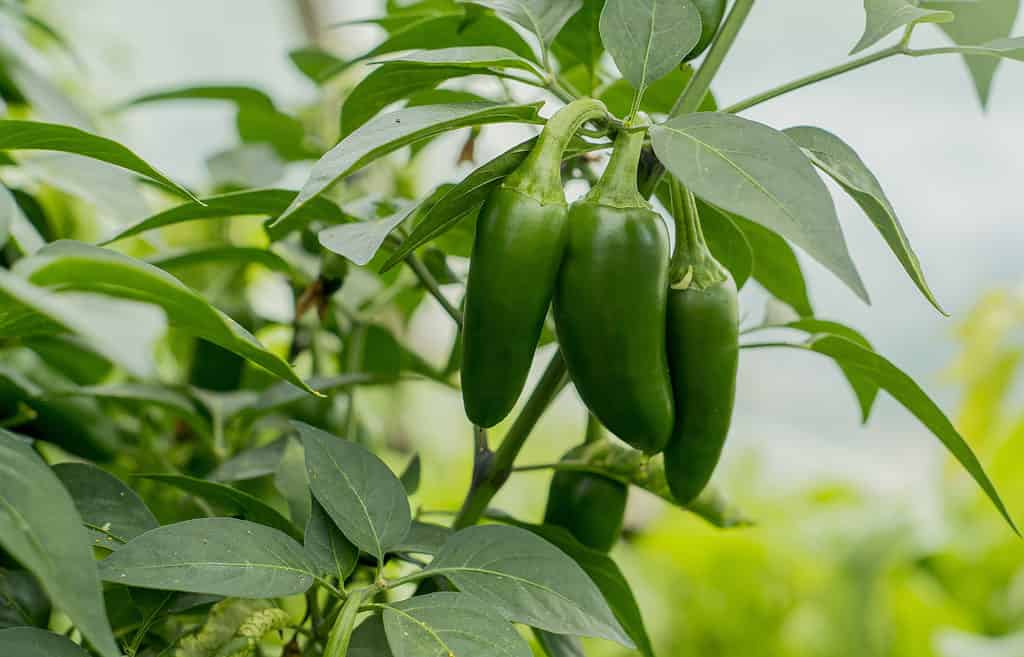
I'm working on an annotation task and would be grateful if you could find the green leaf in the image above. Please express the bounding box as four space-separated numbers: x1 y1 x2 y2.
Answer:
921 0 1019 105
552 0 605 93
392 521 451 555
535 630 585 657
504 521 655 657
759 335 1019 534
426 524 632 646
0 628 91 657
852 0 953 55
750 319 880 422
289 46 347 84
276 102 544 226
375 45 542 74
469 0 582 44
101 188 350 245
295 421 412 561
0 430 119 657
651 113 869 304
349 615 395 657
318 203 413 266
54 383 211 436
0 269 159 378
0 570 50 629
147 245 298 277
366 12 537 62
120 85 310 161
139 474 301 541
400 454 422 495
341 65 474 138
14 241 318 396
305 499 359 580
274 437 312 531
729 212 814 316
600 64 716 118
383 592 532 657
237 374 391 423
0 120 195 201
98 518 316 598
209 438 288 482
52 462 159 551
600 0 701 93
784 126 943 313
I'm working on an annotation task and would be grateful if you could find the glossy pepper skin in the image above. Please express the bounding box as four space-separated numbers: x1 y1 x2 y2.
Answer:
543 417 628 552
663 185 739 503
554 130 674 453
462 99 608 428
686 0 727 61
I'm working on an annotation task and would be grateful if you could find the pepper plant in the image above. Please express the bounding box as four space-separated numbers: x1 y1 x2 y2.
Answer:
0 1 1022 656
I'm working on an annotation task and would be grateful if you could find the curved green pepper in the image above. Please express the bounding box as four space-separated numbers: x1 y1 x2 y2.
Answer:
554 129 674 453
686 0 728 61
543 415 628 552
663 183 739 503
462 99 607 428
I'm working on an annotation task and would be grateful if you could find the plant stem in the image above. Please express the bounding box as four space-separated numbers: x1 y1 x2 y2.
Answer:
452 351 569 529
405 253 463 326
640 0 756 197
322 589 367 657
671 0 757 117
721 44 903 114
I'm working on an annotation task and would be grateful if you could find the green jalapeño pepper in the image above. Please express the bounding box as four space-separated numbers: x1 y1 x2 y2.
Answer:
462 99 608 428
686 0 728 61
554 129 674 453
663 182 739 504
543 415 628 552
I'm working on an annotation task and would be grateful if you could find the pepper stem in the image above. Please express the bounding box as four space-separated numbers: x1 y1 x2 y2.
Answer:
669 178 728 289
585 128 648 209
505 98 608 205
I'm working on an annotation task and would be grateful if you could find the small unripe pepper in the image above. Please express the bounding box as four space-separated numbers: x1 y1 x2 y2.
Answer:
663 182 739 503
554 129 674 453
462 99 608 428
543 415 628 552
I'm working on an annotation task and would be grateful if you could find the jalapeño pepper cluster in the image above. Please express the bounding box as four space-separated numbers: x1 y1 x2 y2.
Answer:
462 93 739 551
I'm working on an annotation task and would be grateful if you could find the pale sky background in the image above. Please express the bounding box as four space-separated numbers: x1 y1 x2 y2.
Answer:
39 1 1024 528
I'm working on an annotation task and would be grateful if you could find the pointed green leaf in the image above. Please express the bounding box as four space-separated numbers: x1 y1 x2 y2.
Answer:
504 521 655 657
209 438 288 482
275 102 544 226
14 241 317 396
374 45 542 75
295 421 411 561
0 628 91 657
756 335 1018 534
0 120 195 201
785 126 943 313
426 524 632 646
139 474 301 540
852 0 952 55
101 188 350 244
469 0 583 44
651 113 869 303
53 383 210 435
921 0 1019 105
0 269 159 378
600 0 701 92
383 592 533 657
98 518 316 597
349 615 395 657
52 462 159 551
305 499 359 580
0 430 120 657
